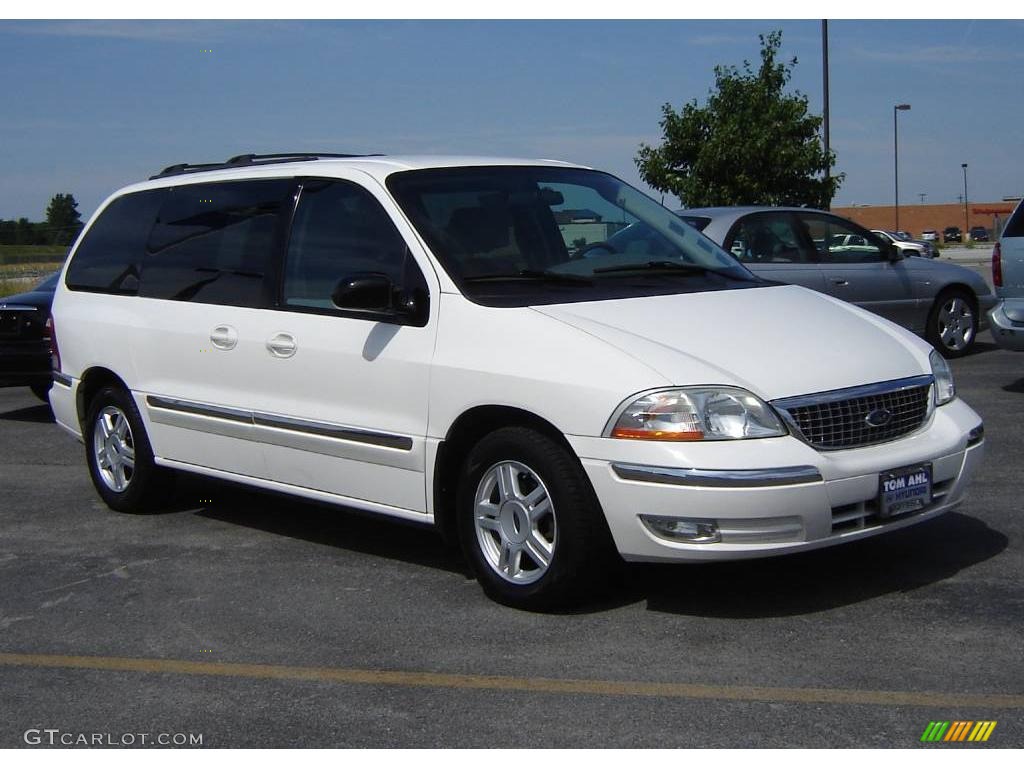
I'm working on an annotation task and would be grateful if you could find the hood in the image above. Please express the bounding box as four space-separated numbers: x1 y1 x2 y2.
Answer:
531 285 933 401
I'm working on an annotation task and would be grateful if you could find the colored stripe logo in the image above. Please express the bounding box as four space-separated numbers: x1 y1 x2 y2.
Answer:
921 721 997 742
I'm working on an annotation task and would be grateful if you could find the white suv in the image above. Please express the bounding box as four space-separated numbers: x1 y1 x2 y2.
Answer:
49 153 985 609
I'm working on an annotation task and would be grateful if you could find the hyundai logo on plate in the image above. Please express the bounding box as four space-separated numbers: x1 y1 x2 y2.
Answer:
865 408 894 428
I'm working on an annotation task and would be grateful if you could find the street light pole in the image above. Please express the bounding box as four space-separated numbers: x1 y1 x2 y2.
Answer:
961 163 969 237
893 103 911 231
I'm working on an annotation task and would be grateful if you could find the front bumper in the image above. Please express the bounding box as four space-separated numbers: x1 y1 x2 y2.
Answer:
570 397 984 562
987 300 1024 351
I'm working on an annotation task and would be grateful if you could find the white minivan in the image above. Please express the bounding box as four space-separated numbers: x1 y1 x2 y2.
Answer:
50 153 985 609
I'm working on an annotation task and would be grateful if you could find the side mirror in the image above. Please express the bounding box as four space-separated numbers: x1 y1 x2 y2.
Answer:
332 274 394 313
331 273 427 325
887 243 904 261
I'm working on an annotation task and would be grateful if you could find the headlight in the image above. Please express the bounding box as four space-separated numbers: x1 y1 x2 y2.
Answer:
607 387 787 441
930 350 956 405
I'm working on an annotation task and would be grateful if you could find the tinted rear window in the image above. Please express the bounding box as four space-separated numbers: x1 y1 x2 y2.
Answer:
65 189 167 294
142 179 295 306
1003 202 1024 238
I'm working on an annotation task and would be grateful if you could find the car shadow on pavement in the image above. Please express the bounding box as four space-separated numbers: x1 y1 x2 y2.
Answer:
178 473 466 576
963 340 1001 357
0 402 54 423
1002 378 1024 393
628 512 1007 618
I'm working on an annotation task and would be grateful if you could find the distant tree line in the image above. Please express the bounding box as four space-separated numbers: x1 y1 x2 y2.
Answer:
0 193 83 247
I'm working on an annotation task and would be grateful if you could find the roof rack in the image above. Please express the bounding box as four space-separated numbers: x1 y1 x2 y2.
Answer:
149 152 382 180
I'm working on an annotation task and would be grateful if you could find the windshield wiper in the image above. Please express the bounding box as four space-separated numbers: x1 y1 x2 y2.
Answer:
462 269 593 284
593 260 713 275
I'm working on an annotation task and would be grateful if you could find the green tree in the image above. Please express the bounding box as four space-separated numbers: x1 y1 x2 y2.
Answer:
635 31 843 209
45 193 83 246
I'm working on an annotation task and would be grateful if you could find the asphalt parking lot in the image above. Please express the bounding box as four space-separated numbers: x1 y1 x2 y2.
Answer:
1 337 1022 748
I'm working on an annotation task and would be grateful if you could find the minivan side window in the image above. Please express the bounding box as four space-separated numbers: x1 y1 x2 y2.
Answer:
799 213 886 264
282 180 420 313
141 179 295 307
65 189 168 295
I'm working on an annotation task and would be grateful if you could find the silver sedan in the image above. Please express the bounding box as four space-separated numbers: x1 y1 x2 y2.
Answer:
671 207 996 357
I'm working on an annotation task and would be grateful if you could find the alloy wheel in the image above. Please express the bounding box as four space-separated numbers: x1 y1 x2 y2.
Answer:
937 297 974 353
93 405 136 492
473 460 557 584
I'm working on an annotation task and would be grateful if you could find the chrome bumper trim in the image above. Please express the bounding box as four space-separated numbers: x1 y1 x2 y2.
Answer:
611 463 823 488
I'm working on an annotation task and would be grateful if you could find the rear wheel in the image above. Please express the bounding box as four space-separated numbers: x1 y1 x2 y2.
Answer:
927 289 977 358
456 426 615 610
84 385 171 513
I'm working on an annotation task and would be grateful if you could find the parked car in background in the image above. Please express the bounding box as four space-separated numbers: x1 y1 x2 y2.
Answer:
670 207 995 357
0 272 58 401
969 226 989 242
894 230 914 241
988 200 1024 351
872 229 938 259
943 226 963 243
48 153 986 609
921 230 939 242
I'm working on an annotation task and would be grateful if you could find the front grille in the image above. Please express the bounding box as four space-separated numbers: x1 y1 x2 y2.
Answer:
773 377 932 450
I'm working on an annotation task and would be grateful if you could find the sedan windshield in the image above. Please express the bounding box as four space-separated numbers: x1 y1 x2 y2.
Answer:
387 167 760 306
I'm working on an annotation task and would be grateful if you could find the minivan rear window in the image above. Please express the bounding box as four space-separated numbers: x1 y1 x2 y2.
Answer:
142 179 295 307
1003 202 1024 238
65 189 167 295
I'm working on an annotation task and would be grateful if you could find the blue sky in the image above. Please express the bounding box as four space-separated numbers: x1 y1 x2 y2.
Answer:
1 19 1021 221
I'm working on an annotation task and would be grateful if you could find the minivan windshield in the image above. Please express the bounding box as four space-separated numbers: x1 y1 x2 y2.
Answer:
387 167 761 306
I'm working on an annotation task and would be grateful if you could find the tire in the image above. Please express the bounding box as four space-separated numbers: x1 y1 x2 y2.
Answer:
84 385 171 513
456 426 616 610
30 382 52 402
927 289 978 358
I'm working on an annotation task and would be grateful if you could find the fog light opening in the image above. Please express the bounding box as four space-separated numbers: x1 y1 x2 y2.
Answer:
641 515 721 544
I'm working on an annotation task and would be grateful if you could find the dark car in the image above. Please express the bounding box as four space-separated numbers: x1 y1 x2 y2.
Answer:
970 226 989 242
943 226 963 243
0 272 58 401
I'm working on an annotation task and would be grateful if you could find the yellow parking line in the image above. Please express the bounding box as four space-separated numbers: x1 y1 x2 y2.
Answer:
1 651 1023 709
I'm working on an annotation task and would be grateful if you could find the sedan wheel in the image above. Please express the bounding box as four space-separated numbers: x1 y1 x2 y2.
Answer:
928 291 977 358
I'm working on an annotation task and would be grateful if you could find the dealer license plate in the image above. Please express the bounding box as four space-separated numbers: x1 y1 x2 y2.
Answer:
878 463 932 518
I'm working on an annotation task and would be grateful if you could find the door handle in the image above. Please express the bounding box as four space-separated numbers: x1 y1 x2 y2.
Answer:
831 279 849 286
210 325 238 350
266 332 297 358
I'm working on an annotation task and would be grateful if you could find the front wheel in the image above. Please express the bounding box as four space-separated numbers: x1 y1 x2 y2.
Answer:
84 385 171 513
456 426 615 610
927 289 977 358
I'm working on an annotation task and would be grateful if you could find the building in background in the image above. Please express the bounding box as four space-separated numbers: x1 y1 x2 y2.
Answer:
835 199 1021 241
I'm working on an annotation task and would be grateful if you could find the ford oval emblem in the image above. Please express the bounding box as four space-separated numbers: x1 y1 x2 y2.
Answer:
865 408 894 428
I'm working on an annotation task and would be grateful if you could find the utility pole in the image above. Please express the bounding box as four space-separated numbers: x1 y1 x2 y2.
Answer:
822 20 830 209
918 193 926 204
893 104 911 231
